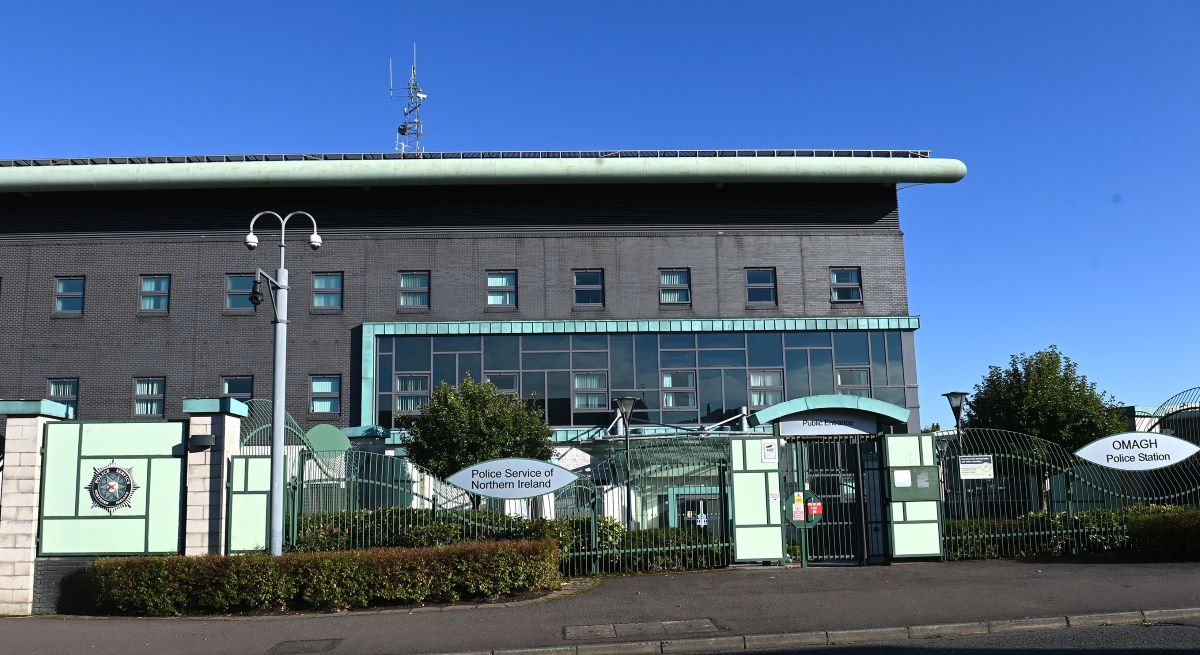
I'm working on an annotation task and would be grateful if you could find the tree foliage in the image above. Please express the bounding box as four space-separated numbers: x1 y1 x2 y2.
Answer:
963 346 1126 451
400 375 554 480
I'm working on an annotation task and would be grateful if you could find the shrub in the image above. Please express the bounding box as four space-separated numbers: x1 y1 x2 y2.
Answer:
1126 504 1200 560
85 539 560 616
943 508 1135 561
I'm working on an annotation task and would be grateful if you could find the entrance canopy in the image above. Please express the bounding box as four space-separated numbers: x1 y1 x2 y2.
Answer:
747 394 910 436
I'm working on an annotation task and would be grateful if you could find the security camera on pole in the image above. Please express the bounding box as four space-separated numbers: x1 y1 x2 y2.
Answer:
244 210 322 556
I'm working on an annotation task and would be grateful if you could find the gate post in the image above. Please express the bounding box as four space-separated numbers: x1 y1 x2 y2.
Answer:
182 398 247 556
0 400 71 616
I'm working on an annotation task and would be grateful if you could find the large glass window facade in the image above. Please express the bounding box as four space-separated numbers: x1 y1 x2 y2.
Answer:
374 330 909 429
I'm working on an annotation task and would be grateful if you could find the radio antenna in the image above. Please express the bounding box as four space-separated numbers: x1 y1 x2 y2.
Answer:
389 43 427 153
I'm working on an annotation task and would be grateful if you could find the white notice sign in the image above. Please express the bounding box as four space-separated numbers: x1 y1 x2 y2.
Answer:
761 440 779 463
959 455 995 480
446 458 579 499
893 470 912 488
1074 432 1200 471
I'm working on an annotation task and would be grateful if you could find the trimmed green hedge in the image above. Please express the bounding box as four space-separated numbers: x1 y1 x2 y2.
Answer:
1126 504 1200 560
84 539 560 616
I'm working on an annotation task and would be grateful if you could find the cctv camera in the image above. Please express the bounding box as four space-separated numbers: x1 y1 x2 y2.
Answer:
308 234 322 250
249 280 264 306
244 232 258 250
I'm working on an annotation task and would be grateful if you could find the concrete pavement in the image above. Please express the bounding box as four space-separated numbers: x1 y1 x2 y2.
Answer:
3 555 1200 655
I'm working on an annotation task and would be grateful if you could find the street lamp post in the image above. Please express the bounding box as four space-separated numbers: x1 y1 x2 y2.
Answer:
245 210 322 556
613 396 639 530
942 391 968 521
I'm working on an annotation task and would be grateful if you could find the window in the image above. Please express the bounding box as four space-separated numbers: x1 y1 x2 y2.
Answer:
139 275 170 312
749 369 783 407
133 378 165 417
221 376 253 400
395 374 431 414
485 373 519 396
661 370 697 408
830 267 862 302
486 270 517 306
659 269 691 305
573 269 604 306
399 271 430 308
310 375 341 414
48 378 78 412
745 268 777 305
225 275 255 310
54 277 85 314
573 372 608 410
836 368 871 397
312 273 343 310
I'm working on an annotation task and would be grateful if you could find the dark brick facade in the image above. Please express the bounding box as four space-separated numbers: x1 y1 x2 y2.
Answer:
32 556 95 614
0 182 918 430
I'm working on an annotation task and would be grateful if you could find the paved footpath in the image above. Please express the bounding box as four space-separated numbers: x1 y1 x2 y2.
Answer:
4 555 1200 655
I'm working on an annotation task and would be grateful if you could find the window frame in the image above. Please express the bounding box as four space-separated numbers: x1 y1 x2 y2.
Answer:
54 276 85 315
484 372 520 397
309 375 342 414
220 375 254 400
138 274 171 313
48 378 79 413
572 269 605 307
830 267 863 303
395 373 432 415
485 270 518 307
748 368 784 408
311 272 344 311
133 377 166 418
224 274 257 312
835 367 872 397
399 270 431 310
661 369 698 409
745 267 778 305
658 268 692 306
572 371 609 411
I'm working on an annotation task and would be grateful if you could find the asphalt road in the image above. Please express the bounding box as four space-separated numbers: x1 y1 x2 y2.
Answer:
763 623 1200 653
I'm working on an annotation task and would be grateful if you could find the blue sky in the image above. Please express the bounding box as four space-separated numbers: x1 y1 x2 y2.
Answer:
2 2 1197 428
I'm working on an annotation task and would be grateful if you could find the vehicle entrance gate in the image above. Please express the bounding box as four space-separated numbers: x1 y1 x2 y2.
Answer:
781 435 887 565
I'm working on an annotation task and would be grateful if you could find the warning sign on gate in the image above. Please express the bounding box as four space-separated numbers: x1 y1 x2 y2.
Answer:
792 503 805 521
806 500 823 517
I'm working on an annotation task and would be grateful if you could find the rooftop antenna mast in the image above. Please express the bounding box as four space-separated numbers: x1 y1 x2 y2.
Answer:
389 43 427 153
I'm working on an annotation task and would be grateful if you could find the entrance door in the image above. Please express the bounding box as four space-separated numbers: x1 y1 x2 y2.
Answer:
675 493 724 539
780 435 886 565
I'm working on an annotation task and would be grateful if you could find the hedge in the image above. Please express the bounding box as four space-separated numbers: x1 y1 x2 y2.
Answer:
1126 504 1200 560
83 539 560 616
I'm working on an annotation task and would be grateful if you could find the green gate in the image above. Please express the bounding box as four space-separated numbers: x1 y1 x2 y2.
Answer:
38 422 186 556
781 435 886 565
225 455 272 554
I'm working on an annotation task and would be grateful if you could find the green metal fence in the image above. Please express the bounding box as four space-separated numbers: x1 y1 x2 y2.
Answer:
285 435 734 575
941 421 1200 560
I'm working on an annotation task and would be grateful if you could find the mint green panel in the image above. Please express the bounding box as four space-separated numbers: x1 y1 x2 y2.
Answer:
229 494 268 552
892 522 941 557
885 435 922 467
246 458 271 492
232 457 247 492
148 458 183 552
79 422 184 456
41 519 147 555
77 458 149 517
733 473 768 524
41 425 80 517
742 438 782 472
766 474 781 524
920 435 935 466
734 526 785 560
304 424 350 454
905 501 939 522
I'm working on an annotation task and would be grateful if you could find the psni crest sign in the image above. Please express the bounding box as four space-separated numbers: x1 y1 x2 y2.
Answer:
1074 432 1200 471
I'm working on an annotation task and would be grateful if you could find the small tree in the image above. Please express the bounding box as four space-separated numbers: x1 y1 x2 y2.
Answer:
963 345 1125 451
400 375 553 482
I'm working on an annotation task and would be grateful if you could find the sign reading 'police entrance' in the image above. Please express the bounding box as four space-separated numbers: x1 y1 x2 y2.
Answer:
1074 432 1200 471
446 458 579 499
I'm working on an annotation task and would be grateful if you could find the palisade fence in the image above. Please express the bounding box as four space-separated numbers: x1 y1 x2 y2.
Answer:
941 388 1200 560
284 435 734 576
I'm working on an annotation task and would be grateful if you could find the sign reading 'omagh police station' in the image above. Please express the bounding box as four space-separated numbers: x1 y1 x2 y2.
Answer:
447 458 579 499
1075 432 1200 471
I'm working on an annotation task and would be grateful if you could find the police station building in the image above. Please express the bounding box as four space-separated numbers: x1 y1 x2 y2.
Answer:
0 150 967 441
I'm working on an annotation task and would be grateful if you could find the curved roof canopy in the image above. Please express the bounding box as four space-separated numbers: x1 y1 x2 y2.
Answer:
748 394 911 428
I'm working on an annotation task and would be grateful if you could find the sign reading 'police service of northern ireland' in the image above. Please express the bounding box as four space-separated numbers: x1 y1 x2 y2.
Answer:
446 458 579 499
1074 432 1200 471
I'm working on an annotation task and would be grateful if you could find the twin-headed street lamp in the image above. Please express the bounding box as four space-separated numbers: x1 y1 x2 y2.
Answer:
244 210 322 556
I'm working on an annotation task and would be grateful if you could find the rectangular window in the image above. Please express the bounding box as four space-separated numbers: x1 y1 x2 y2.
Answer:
310 375 341 414
749 369 783 408
221 376 253 400
573 372 608 410
395 374 431 414
486 270 517 306
399 271 430 308
835 368 871 397
745 268 777 305
662 370 697 408
312 272 343 310
48 378 78 412
225 274 255 310
54 277 85 314
573 269 605 306
485 372 519 396
659 269 691 305
133 377 165 417
139 275 171 312
830 267 863 302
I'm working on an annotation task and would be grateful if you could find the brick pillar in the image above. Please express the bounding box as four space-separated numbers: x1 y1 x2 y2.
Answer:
0 400 70 616
182 398 247 556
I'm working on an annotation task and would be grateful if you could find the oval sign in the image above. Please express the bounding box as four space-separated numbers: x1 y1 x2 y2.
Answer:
1074 432 1199 471
446 457 579 499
